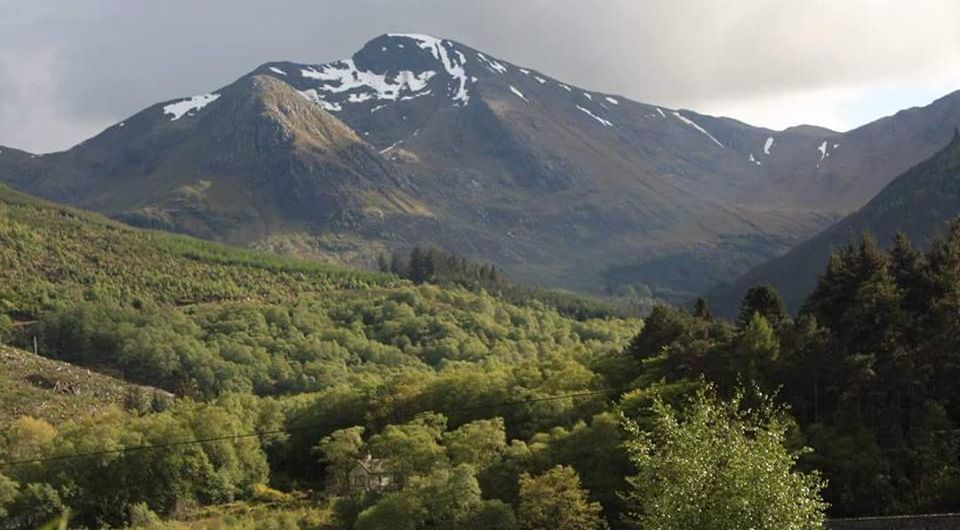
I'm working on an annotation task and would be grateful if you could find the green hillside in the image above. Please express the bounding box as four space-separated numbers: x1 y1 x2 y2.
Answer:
0 182 658 529
0 344 170 427
6 173 960 528
0 183 396 319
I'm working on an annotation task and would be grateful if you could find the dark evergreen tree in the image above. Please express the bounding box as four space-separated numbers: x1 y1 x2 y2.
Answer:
692 297 713 320
737 284 788 329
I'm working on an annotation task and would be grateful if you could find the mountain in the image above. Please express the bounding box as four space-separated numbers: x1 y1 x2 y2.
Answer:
2 34 959 300
708 130 960 316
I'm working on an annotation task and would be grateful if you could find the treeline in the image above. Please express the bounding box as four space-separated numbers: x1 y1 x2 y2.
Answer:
625 220 960 516
381 247 645 320
0 382 824 529
21 286 634 399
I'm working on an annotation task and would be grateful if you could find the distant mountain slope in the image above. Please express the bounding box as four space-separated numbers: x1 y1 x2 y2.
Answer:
1 34 959 300
708 130 960 316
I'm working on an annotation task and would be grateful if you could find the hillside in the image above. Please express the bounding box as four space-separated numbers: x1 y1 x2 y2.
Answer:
2 160 959 528
0 345 171 427
6 35 958 301
708 130 960 316
0 182 636 396
0 182 641 528
0 183 397 319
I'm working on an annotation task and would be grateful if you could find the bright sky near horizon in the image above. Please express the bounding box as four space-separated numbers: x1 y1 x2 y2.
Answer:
1 0 958 153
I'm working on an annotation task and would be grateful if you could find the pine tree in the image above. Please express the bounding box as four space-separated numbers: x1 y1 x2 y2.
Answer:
737 284 788 329
693 297 713 320
889 232 929 322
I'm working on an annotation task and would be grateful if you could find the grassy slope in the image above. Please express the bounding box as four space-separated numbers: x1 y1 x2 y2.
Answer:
0 344 167 427
0 183 400 318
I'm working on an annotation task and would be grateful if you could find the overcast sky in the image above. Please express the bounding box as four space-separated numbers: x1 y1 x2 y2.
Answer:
2 0 959 153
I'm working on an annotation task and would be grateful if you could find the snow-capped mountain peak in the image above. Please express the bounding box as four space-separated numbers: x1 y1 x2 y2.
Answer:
264 34 485 115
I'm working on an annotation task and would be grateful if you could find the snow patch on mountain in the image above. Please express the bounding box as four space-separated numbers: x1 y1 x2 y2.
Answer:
605 97 619 105
300 59 435 104
388 34 471 106
749 153 762 166
298 89 342 112
476 52 508 74
269 67 287 76
510 86 529 102
672 112 724 148
764 137 775 155
816 140 839 167
577 105 613 127
163 93 221 121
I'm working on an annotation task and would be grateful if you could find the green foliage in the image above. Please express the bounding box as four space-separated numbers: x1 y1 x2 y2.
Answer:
2 397 274 527
386 247 644 320
737 284 787 328
0 472 18 520
620 223 960 517
127 502 164 529
0 313 11 343
0 186 398 319
354 464 511 530
622 386 826 530
443 418 507 471
517 466 607 530
0 183 837 528
368 413 448 478
316 426 366 492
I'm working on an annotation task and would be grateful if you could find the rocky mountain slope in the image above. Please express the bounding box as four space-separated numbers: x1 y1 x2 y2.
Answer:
2 34 959 300
708 130 960 316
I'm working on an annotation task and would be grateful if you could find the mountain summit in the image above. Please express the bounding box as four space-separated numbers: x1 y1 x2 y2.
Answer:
2 34 959 299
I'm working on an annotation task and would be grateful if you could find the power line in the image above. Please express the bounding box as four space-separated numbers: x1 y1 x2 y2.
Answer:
0 387 621 469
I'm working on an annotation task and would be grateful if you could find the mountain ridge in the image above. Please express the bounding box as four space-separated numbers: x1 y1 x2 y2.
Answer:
1 33 959 300
708 129 960 316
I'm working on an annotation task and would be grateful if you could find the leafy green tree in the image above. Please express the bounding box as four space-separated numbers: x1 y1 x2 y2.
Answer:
730 312 780 385
467 499 517 530
413 464 485 529
444 418 507 472
622 386 826 530
368 413 448 479
356 464 503 530
9 483 65 529
0 473 18 520
316 426 366 492
354 490 423 530
517 466 608 530
3 416 57 462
